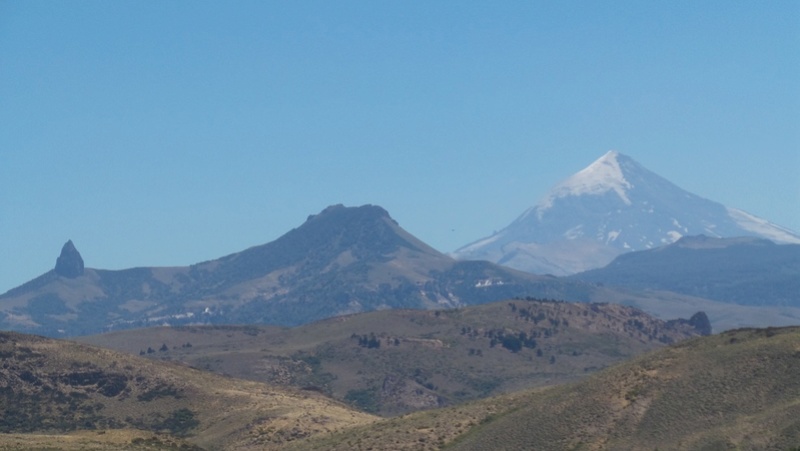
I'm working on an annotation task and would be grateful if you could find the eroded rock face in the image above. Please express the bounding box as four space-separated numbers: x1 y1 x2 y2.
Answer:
689 311 712 336
55 240 84 278
665 311 713 337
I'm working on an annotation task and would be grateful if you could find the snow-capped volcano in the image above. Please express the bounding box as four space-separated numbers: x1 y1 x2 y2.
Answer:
454 151 800 275
538 150 634 210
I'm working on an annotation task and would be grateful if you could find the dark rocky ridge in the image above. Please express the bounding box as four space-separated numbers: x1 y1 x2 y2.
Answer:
571 236 800 308
666 311 712 336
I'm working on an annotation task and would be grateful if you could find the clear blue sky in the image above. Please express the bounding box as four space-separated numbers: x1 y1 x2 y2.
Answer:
2 1 798 293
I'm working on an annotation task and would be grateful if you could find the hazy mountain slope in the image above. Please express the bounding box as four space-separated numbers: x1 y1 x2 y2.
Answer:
573 235 800 307
0 331 376 450
0 205 570 336
454 151 800 275
291 326 800 451
184 203 450 296
79 298 708 416
4 204 799 337
585 285 800 333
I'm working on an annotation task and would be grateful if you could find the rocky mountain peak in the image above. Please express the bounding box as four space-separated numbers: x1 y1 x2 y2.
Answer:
195 204 447 298
288 204 434 258
54 240 84 278
306 204 394 225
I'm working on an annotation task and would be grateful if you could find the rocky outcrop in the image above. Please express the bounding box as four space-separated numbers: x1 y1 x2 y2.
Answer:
666 311 712 336
54 240 84 278
688 311 712 336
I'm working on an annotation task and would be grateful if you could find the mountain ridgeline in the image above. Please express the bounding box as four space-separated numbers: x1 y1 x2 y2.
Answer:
4 202 800 336
572 235 800 308
2 205 610 336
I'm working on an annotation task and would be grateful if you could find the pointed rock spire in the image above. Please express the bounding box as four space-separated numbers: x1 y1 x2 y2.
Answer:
55 240 84 278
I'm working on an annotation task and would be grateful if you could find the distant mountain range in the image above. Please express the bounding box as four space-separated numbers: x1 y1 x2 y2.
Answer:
3 204 799 336
572 235 800 307
454 151 800 275
0 205 599 336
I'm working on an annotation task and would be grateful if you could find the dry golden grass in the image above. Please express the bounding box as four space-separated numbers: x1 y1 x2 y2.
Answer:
4 325 797 450
446 326 800 450
282 390 538 451
0 430 198 450
0 331 377 450
274 326 800 451
79 299 703 417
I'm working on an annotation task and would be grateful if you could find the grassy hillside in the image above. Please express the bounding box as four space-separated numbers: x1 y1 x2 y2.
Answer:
0 430 202 450
448 326 800 450
80 298 705 416
6 319 796 450
0 331 376 450
287 326 800 450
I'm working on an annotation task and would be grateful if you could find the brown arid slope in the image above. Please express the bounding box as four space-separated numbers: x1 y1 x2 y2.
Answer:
445 326 800 450
6 324 796 450
291 326 800 451
0 331 376 450
79 298 707 417
0 430 202 450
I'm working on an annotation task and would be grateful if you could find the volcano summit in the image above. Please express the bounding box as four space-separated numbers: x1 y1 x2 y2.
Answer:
454 151 800 275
